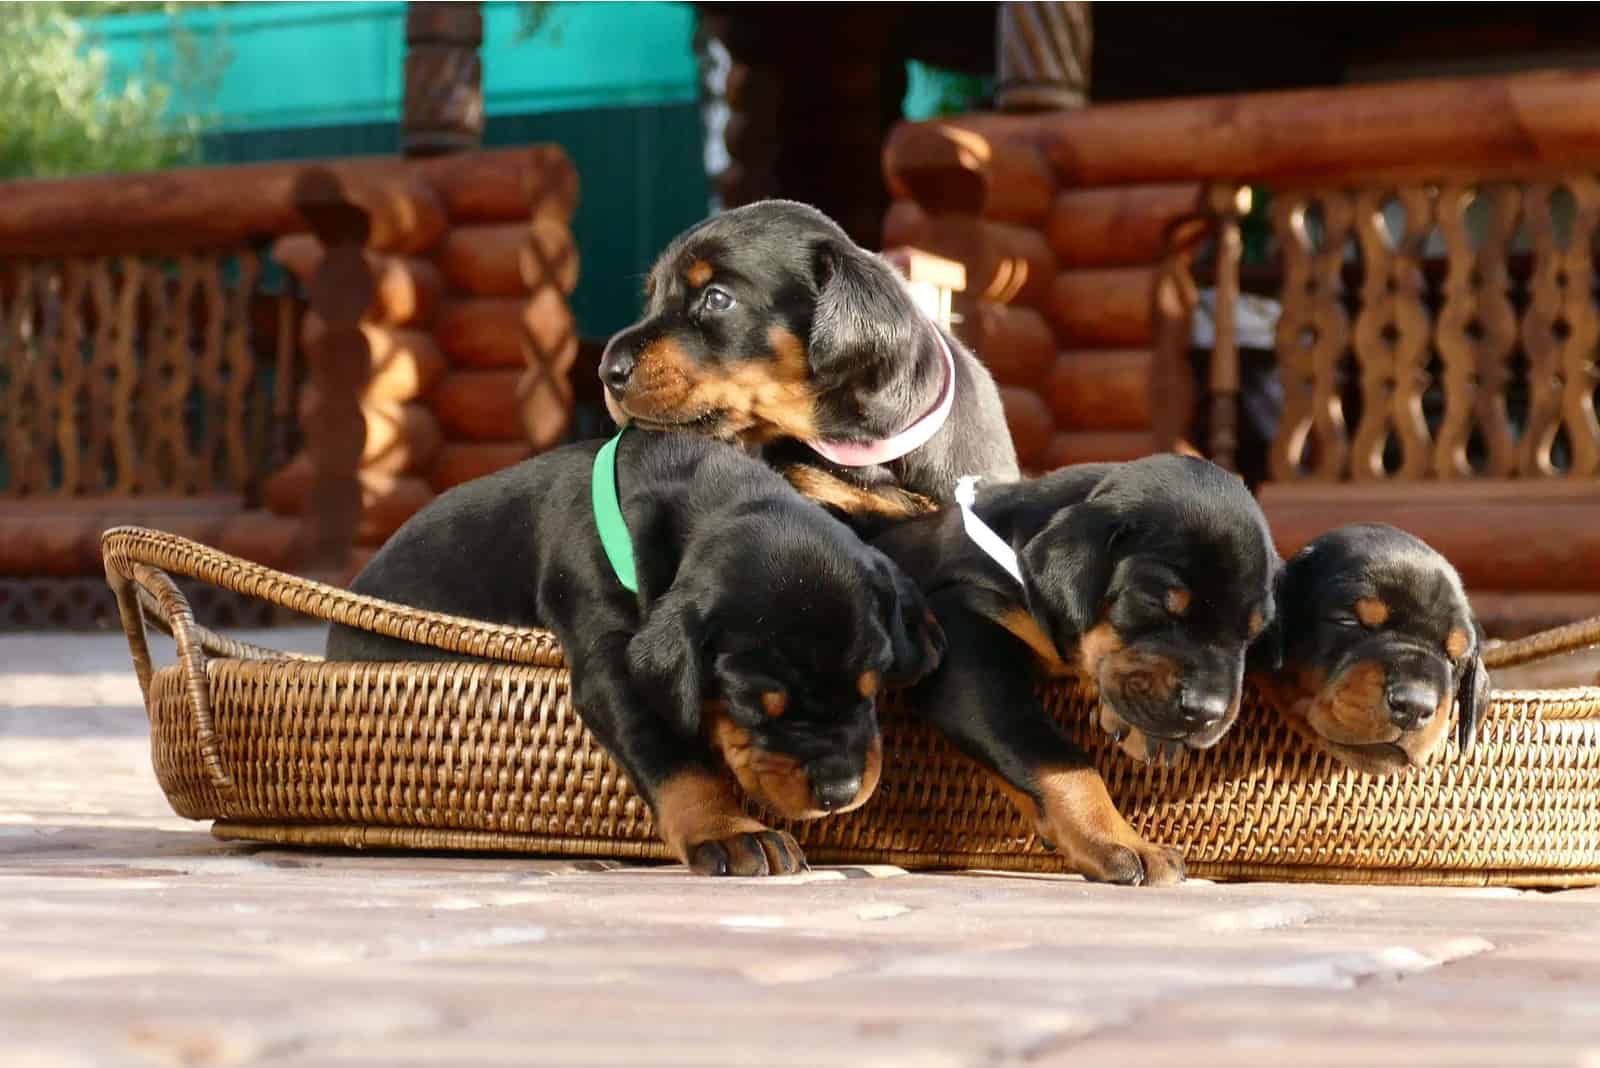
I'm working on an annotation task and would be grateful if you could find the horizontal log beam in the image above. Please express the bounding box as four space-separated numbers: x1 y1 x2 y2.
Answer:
961 301 1056 387
1047 185 1202 269
0 505 299 575
435 219 579 299
0 146 573 258
431 370 530 442
274 237 443 326
999 385 1056 468
910 70 1600 188
1039 431 1155 470
1049 267 1157 348
881 203 1055 308
426 443 532 492
1045 349 1154 432
433 298 528 369
301 317 447 401
1259 480 1600 592
883 121 1056 223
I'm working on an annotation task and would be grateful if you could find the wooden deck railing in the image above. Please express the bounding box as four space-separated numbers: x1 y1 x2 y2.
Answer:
0 148 576 626
883 70 1600 633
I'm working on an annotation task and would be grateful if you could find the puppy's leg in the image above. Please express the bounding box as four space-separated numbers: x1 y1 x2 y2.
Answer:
911 593 1185 886
572 634 804 876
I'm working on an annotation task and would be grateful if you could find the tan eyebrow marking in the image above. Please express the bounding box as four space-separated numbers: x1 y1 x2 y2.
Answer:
686 259 714 287
1166 588 1191 616
1445 628 1470 661
1355 597 1390 627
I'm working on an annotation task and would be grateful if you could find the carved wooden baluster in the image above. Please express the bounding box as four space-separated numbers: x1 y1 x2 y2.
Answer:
1269 191 1354 482
191 253 228 492
1560 176 1600 477
1206 184 1248 473
1351 187 1434 481
140 258 196 494
108 257 143 495
1520 180 1600 476
222 251 260 493
4 266 45 494
83 260 119 494
1433 183 1520 479
294 169 375 572
47 262 89 496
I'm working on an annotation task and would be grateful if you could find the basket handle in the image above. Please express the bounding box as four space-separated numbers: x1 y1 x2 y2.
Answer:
1483 614 1600 670
104 554 236 792
100 526 567 667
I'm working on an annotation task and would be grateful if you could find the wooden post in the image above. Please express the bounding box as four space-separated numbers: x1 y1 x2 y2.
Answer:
292 169 376 573
1205 183 1251 474
403 2 485 157
995 2 1092 112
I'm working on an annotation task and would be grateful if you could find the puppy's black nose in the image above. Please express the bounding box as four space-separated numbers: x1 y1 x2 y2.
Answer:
1386 684 1437 731
598 344 636 397
1177 691 1230 731
813 775 862 812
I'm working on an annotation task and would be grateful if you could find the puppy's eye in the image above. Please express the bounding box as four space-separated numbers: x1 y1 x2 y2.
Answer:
1329 615 1361 629
702 286 734 313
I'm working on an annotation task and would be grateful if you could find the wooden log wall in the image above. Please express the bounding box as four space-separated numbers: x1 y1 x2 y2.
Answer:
883 126 1203 472
263 147 578 557
884 69 1600 619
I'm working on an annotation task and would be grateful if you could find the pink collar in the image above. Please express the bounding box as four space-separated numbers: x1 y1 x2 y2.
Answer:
803 330 956 468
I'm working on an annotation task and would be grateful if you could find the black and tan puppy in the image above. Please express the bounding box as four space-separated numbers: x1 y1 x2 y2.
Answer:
871 454 1279 886
325 430 945 876
1254 523 1489 775
597 199 1019 520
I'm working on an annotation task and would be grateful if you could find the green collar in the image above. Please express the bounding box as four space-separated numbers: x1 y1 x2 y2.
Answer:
592 429 639 593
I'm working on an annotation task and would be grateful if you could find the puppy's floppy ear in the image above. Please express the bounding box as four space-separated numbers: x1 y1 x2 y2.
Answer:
626 588 709 737
1247 564 1287 673
869 556 946 687
1455 650 1490 753
808 239 922 379
1018 502 1118 653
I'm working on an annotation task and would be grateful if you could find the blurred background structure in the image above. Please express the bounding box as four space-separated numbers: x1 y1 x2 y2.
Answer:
2 1 1599 636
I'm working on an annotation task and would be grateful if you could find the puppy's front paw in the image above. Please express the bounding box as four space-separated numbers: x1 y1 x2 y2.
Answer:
687 830 807 877
1049 829 1186 887
1030 766 1187 887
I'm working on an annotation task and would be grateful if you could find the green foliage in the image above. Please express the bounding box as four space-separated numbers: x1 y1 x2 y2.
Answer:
0 1 225 180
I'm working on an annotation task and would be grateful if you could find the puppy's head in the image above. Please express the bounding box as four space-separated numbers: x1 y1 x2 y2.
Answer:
627 518 943 819
1019 455 1278 763
598 199 933 443
1271 523 1487 776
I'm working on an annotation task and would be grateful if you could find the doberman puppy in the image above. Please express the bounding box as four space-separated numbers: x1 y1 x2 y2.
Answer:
871 455 1280 886
597 199 1019 520
1253 523 1490 775
325 430 945 876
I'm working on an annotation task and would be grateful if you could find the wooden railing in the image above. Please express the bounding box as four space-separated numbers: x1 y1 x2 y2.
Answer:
0 148 577 626
882 70 1600 633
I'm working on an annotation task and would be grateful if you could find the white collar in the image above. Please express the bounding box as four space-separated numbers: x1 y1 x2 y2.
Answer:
954 476 1022 585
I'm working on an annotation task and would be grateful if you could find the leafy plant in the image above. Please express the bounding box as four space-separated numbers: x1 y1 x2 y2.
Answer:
0 1 225 179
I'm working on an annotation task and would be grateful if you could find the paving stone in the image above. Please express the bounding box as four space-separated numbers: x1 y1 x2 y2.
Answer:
5 631 1600 1067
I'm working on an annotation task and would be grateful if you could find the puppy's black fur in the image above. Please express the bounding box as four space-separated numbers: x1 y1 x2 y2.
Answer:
325 431 944 875
597 199 1018 521
871 454 1279 886
1253 523 1488 776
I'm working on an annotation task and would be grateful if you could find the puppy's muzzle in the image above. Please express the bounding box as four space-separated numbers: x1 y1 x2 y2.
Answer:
1386 680 1440 731
599 336 638 397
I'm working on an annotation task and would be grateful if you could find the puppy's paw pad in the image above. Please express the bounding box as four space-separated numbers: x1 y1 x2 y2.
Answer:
688 830 807 877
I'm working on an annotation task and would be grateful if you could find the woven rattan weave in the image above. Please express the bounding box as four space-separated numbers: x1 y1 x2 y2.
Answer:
103 525 1600 887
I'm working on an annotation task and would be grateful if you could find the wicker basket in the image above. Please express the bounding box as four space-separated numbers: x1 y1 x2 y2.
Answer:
103 525 1600 887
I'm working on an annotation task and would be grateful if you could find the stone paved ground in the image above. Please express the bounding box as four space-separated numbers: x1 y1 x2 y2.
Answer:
4 631 1599 1067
